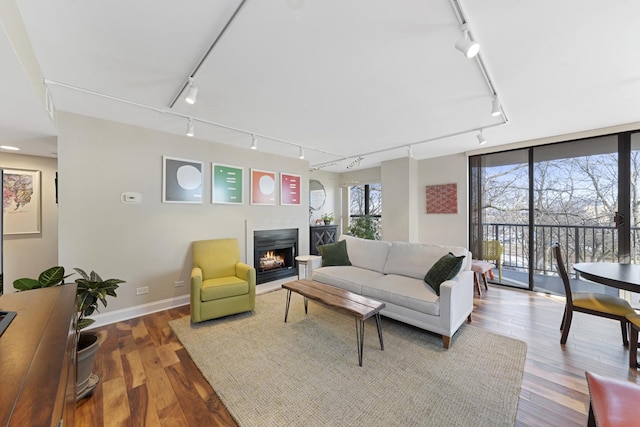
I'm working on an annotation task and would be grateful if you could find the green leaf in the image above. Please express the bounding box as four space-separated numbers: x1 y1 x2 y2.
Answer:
39 266 68 286
77 318 95 330
13 278 40 291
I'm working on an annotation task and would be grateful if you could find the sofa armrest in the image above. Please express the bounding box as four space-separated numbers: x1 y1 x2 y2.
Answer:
438 270 474 333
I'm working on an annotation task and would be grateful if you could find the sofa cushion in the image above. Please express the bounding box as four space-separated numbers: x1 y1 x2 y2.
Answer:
424 252 465 295
362 274 440 316
319 239 352 267
339 235 391 273
384 241 469 279
201 277 249 301
311 266 384 295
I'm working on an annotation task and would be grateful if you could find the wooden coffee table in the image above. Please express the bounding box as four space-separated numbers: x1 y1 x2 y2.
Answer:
282 279 385 366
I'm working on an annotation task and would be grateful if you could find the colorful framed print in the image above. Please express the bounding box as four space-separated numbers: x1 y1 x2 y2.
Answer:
280 172 301 205
250 169 276 205
3 169 41 235
162 156 203 204
212 163 244 204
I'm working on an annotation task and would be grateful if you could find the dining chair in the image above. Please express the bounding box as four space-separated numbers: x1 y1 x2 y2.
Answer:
585 371 640 427
627 313 640 368
552 243 634 346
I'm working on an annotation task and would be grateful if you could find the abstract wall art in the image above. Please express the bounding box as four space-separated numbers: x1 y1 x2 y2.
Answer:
426 183 457 214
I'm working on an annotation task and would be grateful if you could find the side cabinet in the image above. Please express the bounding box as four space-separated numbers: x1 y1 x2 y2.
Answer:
310 225 338 255
0 284 78 427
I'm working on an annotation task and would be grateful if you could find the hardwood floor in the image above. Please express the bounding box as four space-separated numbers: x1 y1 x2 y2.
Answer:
75 286 640 426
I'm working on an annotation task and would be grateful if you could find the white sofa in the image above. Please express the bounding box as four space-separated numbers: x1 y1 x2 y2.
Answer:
309 235 474 348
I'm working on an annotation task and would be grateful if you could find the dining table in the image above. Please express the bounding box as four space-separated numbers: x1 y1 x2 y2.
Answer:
573 262 640 293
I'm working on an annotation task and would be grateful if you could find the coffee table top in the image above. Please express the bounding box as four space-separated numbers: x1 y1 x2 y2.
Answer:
282 279 385 320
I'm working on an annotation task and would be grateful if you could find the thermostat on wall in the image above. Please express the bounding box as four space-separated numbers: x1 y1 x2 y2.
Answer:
121 192 141 204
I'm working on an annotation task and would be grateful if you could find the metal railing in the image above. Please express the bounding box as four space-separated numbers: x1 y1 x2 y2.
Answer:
479 223 640 278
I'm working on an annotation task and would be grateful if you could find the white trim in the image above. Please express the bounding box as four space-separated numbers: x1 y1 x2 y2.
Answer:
83 280 287 330
84 294 190 330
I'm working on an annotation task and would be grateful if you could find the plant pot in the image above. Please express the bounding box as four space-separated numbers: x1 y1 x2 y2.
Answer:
76 330 103 400
324 220 331 225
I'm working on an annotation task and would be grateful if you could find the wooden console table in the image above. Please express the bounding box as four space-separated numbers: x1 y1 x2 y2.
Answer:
0 284 78 427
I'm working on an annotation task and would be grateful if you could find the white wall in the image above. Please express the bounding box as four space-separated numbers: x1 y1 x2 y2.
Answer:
0 151 58 293
381 157 418 242
417 153 468 248
56 112 310 316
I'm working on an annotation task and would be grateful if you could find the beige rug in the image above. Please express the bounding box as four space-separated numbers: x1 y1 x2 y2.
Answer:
170 290 526 427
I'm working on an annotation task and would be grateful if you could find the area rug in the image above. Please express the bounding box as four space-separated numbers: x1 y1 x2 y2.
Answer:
169 290 526 427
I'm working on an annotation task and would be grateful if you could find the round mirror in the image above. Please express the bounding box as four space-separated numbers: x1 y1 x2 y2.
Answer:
309 179 326 211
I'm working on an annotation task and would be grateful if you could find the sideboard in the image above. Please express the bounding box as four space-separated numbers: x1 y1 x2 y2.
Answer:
310 225 339 255
0 284 78 427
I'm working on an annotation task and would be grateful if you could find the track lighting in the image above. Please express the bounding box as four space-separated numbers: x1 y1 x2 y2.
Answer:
186 118 194 137
491 96 502 117
299 146 305 159
185 77 198 105
250 134 258 150
455 24 479 58
477 130 487 145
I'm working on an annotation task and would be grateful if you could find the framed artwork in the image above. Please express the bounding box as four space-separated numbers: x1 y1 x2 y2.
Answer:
162 156 203 203
280 172 301 205
212 163 244 204
426 183 458 214
251 169 276 205
3 169 41 234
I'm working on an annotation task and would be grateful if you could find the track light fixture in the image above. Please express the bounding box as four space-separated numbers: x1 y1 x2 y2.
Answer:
455 24 479 58
250 134 258 150
185 77 198 105
477 130 487 145
491 96 502 117
186 118 194 137
299 146 305 159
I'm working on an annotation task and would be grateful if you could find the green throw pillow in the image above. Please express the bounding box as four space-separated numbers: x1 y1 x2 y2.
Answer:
424 252 465 296
319 240 352 267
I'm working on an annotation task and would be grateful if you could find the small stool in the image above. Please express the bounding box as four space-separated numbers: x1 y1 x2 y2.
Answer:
471 260 493 296
295 255 321 279
585 371 640 427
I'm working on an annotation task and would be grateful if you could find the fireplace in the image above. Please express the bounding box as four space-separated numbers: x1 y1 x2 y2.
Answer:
254 228 298 284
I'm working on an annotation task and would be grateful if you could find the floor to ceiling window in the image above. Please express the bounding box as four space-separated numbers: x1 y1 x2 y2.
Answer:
470 131 640 302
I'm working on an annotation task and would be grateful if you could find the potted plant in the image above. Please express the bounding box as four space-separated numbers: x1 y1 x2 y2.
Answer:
14 266 125 400
347 214 380 240
321 212 334 225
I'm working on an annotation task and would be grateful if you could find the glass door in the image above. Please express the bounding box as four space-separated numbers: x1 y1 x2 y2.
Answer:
470 149 529 288
532 136 619 295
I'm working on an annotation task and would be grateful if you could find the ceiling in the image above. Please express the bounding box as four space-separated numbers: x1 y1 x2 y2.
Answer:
2 0 640 171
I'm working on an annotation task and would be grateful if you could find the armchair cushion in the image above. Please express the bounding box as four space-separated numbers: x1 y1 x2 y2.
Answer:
201 276 249 301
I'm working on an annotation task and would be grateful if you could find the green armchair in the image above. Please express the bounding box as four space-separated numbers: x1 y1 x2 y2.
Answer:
190 238 256 323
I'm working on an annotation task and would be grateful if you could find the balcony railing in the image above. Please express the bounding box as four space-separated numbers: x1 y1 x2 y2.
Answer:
480 223 640 279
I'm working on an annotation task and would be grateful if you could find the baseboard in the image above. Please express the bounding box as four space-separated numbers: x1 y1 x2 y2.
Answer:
84 279 288 330
85 294 190 330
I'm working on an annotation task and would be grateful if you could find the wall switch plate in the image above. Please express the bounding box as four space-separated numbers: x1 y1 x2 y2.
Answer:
121 192 142 204
174 281 184 288
136 286 149 295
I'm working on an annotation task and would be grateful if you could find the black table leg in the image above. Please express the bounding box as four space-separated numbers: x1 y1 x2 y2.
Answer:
284 290 292 322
